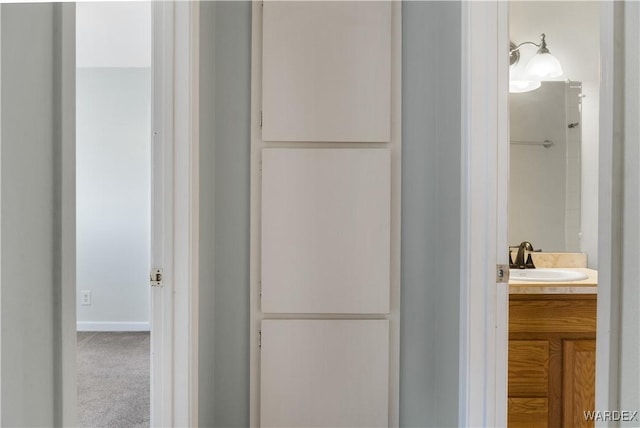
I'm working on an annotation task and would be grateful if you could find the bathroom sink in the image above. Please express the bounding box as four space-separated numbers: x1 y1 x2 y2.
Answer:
509 268 589 282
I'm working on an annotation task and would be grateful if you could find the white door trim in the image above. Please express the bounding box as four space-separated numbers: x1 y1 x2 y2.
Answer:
595 1 620 419
151 2 199 426
459 2 509 426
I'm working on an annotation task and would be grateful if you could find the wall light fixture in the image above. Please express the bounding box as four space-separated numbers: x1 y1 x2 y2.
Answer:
509 33 563 93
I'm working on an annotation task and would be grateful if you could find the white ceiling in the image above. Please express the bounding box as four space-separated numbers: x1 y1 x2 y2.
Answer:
76 1 151 68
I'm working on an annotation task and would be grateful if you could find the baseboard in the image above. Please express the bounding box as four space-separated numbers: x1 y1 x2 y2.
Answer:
76 321 150 332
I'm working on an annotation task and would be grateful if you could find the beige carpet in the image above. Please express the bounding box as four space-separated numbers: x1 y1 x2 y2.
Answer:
77 332 150 428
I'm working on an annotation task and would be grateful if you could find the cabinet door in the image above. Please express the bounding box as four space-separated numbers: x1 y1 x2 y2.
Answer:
261 148 391 314
508 340 549 397
563 340 596 427
508 340 550 427
262 1 391 142
508 398 548 428
260 320 389 428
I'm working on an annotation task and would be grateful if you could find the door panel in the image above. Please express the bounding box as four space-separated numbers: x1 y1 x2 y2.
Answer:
508 340 549 396
563 340 596 427
260 320 389 428
261 1 391 142
261 148 391 314
508 398 549 428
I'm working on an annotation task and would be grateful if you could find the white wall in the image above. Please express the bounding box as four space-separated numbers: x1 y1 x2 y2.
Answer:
510 1 600 267
76 68 150 330
509 82 568 252
76 2 151 68
76 2 151 331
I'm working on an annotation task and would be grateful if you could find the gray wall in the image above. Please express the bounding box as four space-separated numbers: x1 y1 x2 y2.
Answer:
198 2 461 427
400 2 461 426
620 1 640 421
199 2 252 427
1 4 74 426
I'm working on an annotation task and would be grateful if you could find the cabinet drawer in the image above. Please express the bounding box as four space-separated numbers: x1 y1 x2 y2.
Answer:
509 298 596 334
509 340 549 396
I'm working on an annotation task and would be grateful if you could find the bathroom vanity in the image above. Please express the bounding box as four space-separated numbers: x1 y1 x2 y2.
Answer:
508 267 597 428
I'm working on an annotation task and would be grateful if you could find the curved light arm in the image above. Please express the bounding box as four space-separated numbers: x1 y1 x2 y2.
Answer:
510 33 548 67
509 40 541 55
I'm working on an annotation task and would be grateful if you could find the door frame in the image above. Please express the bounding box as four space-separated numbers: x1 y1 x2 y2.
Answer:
459 2 509 426
151 1 200 427
0 1 201 426
460 1 619 425
595 1 621 416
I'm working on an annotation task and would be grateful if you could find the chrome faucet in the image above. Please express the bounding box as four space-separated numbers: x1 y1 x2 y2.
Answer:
509 241 539 269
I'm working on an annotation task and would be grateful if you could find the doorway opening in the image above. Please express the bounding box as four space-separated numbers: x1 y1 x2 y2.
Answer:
506 2 600 426
75 3 152 426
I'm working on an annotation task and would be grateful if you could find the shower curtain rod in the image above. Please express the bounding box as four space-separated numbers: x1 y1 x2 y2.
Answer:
510 139 554 148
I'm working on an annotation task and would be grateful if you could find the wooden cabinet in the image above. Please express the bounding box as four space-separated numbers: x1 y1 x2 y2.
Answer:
508 295 596 428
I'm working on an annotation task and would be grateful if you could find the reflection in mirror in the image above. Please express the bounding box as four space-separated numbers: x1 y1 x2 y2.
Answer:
509 81 582 252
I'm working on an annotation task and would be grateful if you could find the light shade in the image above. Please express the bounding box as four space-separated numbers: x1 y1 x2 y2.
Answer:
509 61 541 94
509 80 542 93
525 52 563 79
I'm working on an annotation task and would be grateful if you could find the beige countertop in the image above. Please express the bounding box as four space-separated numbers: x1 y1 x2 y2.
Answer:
509 268 597 295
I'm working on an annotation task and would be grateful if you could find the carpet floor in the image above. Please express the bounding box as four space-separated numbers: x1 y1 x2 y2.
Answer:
77 332 150 428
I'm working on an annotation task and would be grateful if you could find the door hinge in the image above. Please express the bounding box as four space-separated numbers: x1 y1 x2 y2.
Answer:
259 331 262 348
496 264 509 283
150 268 163 287
260 282 263 297
259 111 263 128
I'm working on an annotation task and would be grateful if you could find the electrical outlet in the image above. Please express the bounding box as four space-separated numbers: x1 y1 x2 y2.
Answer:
81 290 92 306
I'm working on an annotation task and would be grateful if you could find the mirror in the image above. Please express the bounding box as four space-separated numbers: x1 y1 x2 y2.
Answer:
508 81 582 252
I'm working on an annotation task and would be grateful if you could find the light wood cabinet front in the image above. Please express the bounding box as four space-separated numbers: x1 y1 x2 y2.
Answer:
508 295 596 428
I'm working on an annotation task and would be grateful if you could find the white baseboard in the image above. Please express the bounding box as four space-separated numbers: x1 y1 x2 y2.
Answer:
77 321 150 332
